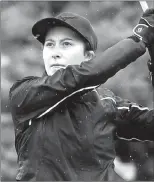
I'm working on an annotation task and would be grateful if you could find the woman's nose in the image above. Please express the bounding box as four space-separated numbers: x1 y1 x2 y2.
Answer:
52 49 63 59
52 54 61 59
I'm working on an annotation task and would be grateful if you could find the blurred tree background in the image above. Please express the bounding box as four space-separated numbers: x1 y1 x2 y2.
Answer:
1 1 154 181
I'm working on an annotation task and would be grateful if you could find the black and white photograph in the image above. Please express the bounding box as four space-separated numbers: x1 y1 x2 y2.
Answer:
1 1 154 181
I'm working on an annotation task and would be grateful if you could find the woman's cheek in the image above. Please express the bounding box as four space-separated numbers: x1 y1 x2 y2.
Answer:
43 49 51 61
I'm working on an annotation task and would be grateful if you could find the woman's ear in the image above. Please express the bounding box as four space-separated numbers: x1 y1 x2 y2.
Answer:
85 51 95 61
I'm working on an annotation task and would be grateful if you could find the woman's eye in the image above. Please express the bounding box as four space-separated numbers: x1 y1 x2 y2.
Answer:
45 42 54 47
63 42 72 47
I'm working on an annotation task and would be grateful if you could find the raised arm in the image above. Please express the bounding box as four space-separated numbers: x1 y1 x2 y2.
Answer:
9 38 146 124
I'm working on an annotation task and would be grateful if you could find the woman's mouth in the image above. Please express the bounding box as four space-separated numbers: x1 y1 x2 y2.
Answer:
51 64 66 69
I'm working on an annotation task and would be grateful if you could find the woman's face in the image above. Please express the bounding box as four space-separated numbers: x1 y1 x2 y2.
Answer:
43 26 88 76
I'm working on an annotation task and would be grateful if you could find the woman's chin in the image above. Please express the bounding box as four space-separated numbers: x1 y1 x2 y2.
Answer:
47 67 65 76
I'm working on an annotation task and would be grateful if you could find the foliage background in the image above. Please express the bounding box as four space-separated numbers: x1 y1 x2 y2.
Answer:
1 1 154 181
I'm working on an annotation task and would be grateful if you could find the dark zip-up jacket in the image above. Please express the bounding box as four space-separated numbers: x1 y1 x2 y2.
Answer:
9 39 154 181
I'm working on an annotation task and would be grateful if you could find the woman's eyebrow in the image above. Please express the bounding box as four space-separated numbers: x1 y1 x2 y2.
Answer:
61 38 73 41
45 38 73 42
45 39 54 42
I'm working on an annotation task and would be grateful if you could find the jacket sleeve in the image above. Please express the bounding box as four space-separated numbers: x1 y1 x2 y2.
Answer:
113 93 154 141
9 39 146 124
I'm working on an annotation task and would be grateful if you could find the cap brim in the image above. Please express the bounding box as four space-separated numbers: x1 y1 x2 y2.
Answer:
32 17 88 44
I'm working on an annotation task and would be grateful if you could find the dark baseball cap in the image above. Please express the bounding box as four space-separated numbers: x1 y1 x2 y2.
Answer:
32 12 98 51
